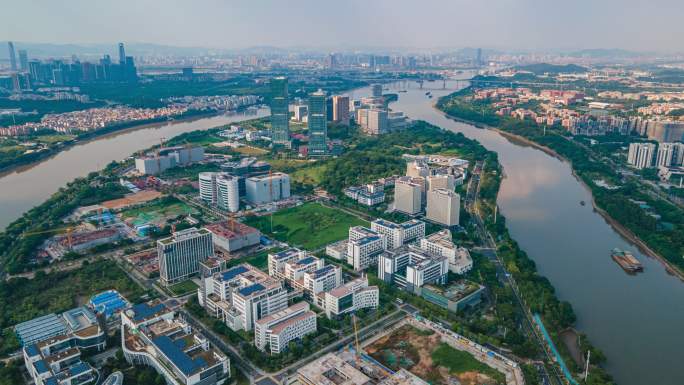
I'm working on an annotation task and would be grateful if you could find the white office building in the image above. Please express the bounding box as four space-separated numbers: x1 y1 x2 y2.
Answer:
199 264 288 332
158 228 214 286
371 218 425 250
426 188 460 227
378 246 449 292
394 176 424 215
268 249 341 302
324 277 379 318
347 226 387 271
245 172 291 204
254 302 317 354
199 172 240 212
627 142 656 169
420 230 473 274
135 146 205 175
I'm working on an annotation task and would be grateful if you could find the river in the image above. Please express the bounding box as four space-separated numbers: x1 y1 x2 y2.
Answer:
346 80 684 385
1 80 681 384
0 107 269 230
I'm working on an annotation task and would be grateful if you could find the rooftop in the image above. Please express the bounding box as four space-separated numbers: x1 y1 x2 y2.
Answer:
14 313 67 345
256 301 309 326
297 353 371 385
205 220 260 240
127 300 168 323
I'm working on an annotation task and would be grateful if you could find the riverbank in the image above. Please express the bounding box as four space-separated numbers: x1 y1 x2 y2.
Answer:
437 104 684 282
0 110 221 176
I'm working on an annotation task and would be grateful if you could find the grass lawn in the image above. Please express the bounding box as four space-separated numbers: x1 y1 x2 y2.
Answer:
432 343 505 384
233 145 268 155
168 280 199 296
225 248 283 271
291 164 328 185
34 134 76 144
244 202 368 250
119 198 198 227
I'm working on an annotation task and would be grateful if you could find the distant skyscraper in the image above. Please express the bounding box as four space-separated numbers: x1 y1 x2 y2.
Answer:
326 53 337 69
308 89 328 156
371 84 383 98
7 42 17 71
332 95 350 126
476 48 483 67
118 43 126 65
270 76 290 145
18 50 28 71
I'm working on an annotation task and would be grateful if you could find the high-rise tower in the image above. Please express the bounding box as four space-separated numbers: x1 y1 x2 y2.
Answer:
8 42 17 71
270 76 290 145
308 90 328 156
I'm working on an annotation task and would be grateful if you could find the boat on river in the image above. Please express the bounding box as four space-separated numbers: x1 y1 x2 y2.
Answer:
611 248 643 273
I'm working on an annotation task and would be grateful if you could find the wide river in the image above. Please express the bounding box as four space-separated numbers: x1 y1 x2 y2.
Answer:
0 107 269 230
346 80 684 385
0 80 681 384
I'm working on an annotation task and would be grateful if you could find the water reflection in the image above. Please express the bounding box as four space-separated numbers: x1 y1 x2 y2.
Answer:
0 107 269 229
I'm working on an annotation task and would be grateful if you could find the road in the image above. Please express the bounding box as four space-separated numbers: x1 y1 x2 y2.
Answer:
467 160 562 385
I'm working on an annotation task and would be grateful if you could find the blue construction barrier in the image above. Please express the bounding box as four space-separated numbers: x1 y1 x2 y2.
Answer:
533 313 579 385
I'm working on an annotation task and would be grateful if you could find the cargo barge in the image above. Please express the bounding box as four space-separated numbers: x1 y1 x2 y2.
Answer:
611 248 643 273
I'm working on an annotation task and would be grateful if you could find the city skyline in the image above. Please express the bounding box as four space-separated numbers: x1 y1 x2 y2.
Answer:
3 0 684 53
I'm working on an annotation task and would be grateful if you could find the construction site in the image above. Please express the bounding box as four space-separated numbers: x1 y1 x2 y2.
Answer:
360 316 525 385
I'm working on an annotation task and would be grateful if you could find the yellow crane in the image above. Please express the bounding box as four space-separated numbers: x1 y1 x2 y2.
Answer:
21 227 76 249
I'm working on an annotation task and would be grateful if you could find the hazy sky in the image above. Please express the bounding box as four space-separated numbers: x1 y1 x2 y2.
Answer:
3 0 684 52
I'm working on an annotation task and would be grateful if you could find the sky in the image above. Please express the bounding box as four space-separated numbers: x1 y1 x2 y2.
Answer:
3 0 684 52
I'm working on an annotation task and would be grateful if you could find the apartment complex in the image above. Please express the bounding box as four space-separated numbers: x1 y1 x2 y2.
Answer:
199 172 240 212
121 300 230 385
655 142 684 167
627 142 657 169
157 228 214 286
371 218 425 250
254 302 317 354
198 263 288 331
245 172 291 204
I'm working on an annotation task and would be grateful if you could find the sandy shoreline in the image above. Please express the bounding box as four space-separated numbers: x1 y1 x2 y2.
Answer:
437 108 684 282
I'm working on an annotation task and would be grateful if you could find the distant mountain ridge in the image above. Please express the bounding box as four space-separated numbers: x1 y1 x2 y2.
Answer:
515 63 588 74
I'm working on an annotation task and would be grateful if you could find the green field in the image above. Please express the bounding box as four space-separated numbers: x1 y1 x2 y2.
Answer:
244 202 367 250
432 343 505 384
119 198 198 227
34 134 76 144
291 164 328 185
168 280 199 296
